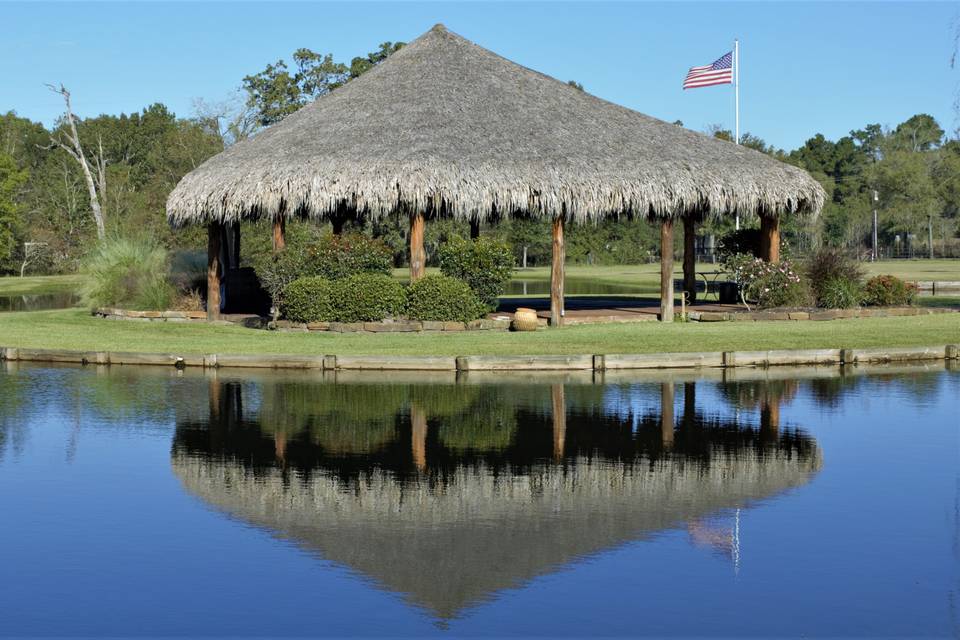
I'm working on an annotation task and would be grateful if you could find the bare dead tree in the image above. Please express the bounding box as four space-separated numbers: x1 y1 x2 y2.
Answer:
192 94 259 149
42 83 107 240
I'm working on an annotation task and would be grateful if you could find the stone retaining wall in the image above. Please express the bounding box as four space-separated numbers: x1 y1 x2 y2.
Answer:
96 305 955 328
93 308 513 332
690 306 952 322
95 308 208 322
273 318 512 333
3 345 957 372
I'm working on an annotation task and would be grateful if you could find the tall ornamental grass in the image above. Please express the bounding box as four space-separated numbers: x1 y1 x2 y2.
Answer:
82 236 174 310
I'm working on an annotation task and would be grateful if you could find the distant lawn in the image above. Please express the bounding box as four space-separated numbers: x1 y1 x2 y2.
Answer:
0 308 956 357
0 275 84 296
861 259 960 282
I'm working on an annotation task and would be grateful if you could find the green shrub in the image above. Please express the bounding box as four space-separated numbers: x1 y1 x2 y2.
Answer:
281 276 334 322
308 232 392 279
330 273 406 322
723 253 810 309
251 232 393 313
806 248 864 307
819 277 863 309
251 250 308 312
863 275 917 306
406 274 484 322
437 236 514 309
717 228 763 260
82 236 174 310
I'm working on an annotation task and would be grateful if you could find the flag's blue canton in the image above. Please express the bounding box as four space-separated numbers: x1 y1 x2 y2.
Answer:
712 52 733 70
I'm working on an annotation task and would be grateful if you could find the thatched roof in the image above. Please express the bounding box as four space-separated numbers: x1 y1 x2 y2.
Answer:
167 24 825 227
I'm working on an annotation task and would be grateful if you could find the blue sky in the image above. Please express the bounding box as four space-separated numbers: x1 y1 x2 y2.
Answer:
2 1 955 150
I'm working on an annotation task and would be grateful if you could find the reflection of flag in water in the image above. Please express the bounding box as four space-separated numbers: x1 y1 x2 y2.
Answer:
688 509 741 574
683 51 733 89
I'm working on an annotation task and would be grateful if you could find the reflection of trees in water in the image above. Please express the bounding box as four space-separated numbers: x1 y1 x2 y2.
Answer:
808 367 951 408
716 379 799 411
0 364 211 462
0 365 29 461
176 378 818 486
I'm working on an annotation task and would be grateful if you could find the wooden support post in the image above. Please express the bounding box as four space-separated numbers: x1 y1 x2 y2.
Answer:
409 211 426 281
331 216 344 236
469 220 480 239
207 222 222 321
551 384 566 461
760 215 780 263
683 216 697 304
272 217 286 253
660 219 674 322
661 382 675 449
550 217 565 327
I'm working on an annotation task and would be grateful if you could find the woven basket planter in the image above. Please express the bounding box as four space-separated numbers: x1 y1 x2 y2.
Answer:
512 308 539 332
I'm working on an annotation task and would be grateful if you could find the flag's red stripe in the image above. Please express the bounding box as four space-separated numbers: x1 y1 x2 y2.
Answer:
683 76 733 86
685 70 731 79
683 79 732 89
686 68 732 77
684 74 732 83
684 75 732 84
685 72 732 82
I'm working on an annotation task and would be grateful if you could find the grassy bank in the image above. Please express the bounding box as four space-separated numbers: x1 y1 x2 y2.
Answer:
0 308 956 357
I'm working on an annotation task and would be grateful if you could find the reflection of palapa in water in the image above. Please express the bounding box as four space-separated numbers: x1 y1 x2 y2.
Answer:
172 381 821 620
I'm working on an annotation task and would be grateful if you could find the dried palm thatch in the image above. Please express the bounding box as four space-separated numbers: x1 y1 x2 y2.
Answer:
167 24 824 227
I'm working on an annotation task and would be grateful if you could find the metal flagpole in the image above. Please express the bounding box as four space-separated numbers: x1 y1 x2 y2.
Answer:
734 38 740 230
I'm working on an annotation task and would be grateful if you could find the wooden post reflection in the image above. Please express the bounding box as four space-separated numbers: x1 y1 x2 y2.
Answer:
208 377 221 421
760 398 781 435
274 433 287 464
661 382 675 449
411 404 428 472
682 382 696 429
551 384 566 461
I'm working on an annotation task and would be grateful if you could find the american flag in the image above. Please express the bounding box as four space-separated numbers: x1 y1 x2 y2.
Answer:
683 51 733 89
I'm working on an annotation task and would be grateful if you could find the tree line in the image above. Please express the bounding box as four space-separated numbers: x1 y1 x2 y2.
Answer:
0 40 956 275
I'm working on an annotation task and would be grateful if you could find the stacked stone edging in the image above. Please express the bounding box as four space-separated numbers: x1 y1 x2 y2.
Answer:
97 305 956 328
93 308 513 332
95 308 208 322
2 345 957 372
690 306 953 323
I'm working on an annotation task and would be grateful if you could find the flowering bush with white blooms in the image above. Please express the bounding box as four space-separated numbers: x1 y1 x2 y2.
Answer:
723 253 811 309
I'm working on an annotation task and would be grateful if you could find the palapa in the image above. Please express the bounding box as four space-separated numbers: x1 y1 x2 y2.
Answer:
167 24 824 227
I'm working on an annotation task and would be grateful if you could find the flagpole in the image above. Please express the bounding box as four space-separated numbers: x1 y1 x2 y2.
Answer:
734 38 740 230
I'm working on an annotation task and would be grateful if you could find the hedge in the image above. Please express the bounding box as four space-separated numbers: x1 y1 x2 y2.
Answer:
330 273 407 322
281 276 334 323
406 275 484 322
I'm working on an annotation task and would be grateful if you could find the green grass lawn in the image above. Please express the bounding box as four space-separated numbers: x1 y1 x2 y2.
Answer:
0 274 84 297
0 308 956 357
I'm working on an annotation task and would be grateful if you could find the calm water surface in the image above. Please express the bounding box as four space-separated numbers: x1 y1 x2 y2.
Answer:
0 292 78 312
0 362 957 637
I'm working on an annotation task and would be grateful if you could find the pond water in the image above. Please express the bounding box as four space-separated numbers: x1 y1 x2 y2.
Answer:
0 292 79 312
0 362 957 637
504 278 644 296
